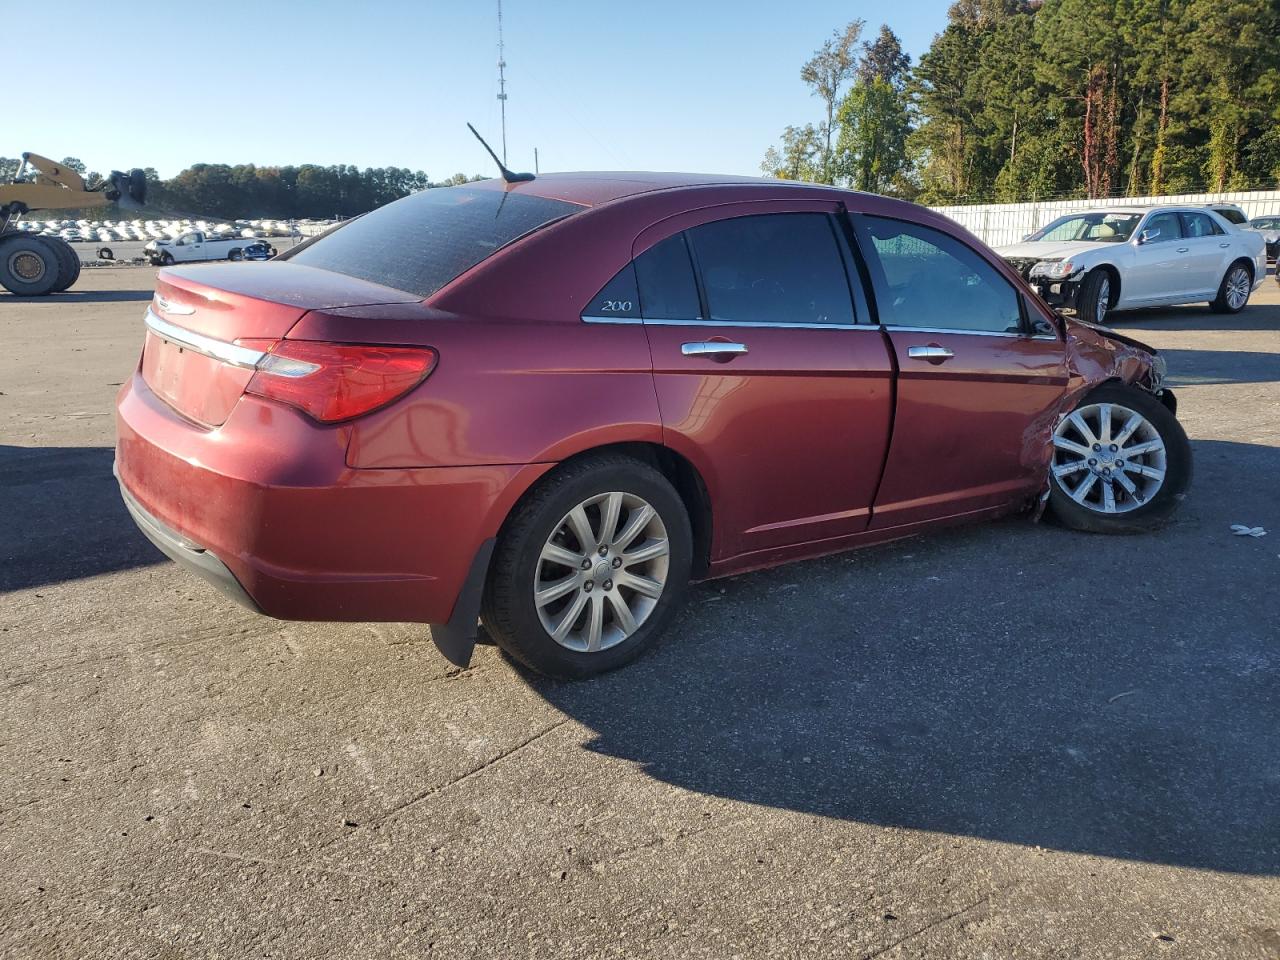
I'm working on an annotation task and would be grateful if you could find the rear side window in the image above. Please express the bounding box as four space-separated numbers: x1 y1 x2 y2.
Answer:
685 213 854 326
855 215 1023 334
1214 207 1247 225
1182 212 1223 237
284 187 580 298
581 233 700 321
635 234 701 320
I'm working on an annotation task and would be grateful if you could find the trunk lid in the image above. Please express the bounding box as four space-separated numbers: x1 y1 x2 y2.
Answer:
142 263 420 427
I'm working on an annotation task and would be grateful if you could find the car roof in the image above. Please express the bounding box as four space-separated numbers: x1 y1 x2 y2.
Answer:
463 171 844 208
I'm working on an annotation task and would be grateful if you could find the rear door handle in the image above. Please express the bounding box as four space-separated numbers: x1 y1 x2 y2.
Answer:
682 341 748 358
1177 247 1190 253
907 345 954 364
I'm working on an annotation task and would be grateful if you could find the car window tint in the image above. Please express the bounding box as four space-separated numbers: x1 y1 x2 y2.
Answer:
1182 212 1223 238
685 213 854 326
582 264 641 319
635 234 701 320
284 187 581 298
1214 207 1247 225
1142 212 1183 242
857 216 1023 334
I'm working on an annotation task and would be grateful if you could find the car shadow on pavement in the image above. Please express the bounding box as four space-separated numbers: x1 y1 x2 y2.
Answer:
1160 348 1280 386
0 288 155 304
0 445 163 592
527 438 1280 876
1109 301 1280 334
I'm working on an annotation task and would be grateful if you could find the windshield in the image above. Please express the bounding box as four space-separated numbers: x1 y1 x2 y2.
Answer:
1028 212 1141 243
282 186 582 298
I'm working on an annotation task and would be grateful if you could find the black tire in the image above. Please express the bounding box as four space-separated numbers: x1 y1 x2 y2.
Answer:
36 236 80 292
1209 260 1253 314
97 247 114 261
1047 383 1191 534
128 168 147 205
160 252 174 266
481 454 693 678
228 248 243 261
1076 268 1115 325
0 235 61 296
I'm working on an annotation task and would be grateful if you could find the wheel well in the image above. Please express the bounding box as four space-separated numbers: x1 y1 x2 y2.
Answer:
504 442 714 578
1092 264 1120 306
1229 257 1254 281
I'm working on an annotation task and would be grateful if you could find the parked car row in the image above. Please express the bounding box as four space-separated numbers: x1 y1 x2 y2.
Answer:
995 203 1268 324
115 173 1193 680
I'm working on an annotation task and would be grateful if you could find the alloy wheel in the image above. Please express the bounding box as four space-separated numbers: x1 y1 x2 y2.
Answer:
1051 402 1167 514
534 491 670 653
1094 276 1110 324
1226 267 1250 310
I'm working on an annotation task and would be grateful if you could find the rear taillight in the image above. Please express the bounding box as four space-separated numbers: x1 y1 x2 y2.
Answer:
244 341 437 423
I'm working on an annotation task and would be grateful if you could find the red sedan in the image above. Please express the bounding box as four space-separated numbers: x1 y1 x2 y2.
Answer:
115 174 1191 677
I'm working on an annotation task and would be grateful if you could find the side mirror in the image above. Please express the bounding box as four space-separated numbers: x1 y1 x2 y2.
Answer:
1137 228 1160 245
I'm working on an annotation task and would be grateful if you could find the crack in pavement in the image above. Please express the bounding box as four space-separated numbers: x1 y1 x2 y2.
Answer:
860 883 1017 960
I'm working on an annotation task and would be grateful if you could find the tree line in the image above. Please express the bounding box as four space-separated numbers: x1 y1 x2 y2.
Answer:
1 156 486 220
762 0 1280 204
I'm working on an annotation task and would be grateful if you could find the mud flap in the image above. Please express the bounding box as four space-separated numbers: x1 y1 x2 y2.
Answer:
429 538 495 668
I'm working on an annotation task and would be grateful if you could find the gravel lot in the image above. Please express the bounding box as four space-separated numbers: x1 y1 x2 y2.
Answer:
2 266 1278 959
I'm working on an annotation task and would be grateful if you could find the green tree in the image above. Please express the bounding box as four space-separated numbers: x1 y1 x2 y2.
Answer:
800 20 865 181
761 124 825 181
835 78 911 194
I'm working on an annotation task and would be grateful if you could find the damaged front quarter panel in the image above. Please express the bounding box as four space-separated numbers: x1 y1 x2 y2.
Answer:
1024 315 1174 520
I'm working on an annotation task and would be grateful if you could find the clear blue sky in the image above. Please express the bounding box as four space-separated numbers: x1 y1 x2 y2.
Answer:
16 0 951 180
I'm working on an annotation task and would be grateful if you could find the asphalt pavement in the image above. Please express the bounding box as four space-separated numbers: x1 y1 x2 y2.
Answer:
1 266 1277 959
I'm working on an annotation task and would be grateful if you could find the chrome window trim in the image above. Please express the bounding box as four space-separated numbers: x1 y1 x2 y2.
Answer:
144 308 266 371
582 315 861 331
883 324 1028 339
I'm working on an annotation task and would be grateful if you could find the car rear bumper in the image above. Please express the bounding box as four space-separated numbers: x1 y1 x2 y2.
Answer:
115 371 550 624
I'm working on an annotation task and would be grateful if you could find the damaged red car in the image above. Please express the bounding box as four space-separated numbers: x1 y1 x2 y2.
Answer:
115 174 1191 678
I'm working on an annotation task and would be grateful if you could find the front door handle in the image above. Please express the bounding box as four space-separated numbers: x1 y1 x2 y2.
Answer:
1177 246 1190 253
1219 242 1232 248
682 341 748 359
907 345 954 364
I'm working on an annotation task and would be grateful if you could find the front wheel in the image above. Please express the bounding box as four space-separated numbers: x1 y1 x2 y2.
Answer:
481 455 692 678
1076 269 1114 326
1047 384 1191 533
160 252 174 266
1210 262 1252 314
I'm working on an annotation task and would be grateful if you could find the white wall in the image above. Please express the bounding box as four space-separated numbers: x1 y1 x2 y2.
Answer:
929 190 1280 248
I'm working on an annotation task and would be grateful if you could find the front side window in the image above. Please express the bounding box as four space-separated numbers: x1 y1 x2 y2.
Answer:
856 216 1023 334
685 213 855 326
1140 212 1183 244
1181 212 1223 238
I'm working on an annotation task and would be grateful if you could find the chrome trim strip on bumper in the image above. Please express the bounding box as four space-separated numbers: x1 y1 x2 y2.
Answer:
144 308 266 371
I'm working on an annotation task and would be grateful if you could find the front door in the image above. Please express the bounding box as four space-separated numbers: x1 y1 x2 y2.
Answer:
1127 211 1191 301
850 214 1070 528
616 202 895 563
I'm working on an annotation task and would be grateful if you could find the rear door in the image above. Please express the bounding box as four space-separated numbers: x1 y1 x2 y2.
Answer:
851 214 1069 528
608 201 894 562
1178 211 1230 297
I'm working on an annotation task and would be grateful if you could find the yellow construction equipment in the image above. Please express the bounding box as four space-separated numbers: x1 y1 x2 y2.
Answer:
0 152 147 295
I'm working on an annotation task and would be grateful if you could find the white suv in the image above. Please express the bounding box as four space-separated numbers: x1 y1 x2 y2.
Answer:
996 205 1266 324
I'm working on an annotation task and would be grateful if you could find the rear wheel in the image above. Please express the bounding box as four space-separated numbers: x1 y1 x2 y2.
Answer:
228 248 243 261
37 236 80 292
1047 383 1191 533
1210 262 1252 314
0 235 60 296
481 455 692 678
97 246 114 261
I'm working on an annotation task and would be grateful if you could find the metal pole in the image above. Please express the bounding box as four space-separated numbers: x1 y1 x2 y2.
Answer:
497 0 508 165
534 147 539 174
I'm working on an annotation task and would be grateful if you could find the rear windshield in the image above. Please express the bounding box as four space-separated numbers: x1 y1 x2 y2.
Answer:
282 186 581 298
